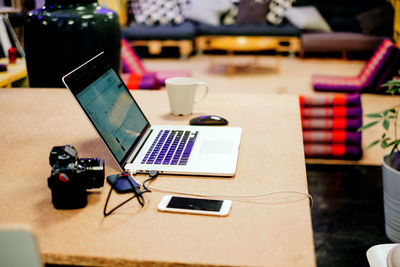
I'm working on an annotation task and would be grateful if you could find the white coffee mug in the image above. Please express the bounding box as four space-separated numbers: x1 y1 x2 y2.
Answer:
165 77 209 116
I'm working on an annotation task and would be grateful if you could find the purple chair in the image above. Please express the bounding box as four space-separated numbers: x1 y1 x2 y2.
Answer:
312 39 399 93
121 38 191 90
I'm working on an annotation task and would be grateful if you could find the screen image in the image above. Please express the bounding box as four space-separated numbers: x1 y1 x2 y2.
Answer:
76 69 148 163
167 197 223 212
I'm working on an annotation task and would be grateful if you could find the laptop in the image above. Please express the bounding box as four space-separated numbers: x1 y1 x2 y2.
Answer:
62 52 242 176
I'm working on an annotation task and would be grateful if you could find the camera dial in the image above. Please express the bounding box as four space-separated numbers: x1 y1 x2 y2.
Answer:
58 173 70 182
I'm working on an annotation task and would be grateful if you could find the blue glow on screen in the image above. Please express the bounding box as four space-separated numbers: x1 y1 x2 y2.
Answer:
77 69 147 162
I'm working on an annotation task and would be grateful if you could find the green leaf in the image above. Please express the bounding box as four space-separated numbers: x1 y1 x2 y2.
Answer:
381 140 388 148
381 80 400 94
387 140 400 146
383 119 390 130
387 87 400 94
366 139 380 149
390 146 397 155
389 87 400 90
390 144 400 155
381 137 392 148
383 110 389 117
366 112 382 118
382 80 400 87
358 120 380 131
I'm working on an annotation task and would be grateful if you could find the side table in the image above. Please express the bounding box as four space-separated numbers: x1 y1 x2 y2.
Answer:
0 58 27 87
208 36 280 75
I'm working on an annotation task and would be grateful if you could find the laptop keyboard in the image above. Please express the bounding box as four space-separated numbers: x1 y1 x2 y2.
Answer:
141 130 199 166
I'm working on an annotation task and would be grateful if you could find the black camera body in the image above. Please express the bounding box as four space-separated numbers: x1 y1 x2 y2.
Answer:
48 145 105 209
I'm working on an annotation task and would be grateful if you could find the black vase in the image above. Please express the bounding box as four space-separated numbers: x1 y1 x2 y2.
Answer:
24 0 121 88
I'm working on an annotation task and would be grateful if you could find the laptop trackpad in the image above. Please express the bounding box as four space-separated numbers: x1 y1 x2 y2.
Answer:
200 141 233 154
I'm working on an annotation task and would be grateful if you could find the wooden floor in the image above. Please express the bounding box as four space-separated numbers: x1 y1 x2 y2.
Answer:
143 54 363 95
142 54 400 166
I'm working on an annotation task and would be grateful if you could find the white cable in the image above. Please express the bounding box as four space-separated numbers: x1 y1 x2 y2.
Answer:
142 183 314 208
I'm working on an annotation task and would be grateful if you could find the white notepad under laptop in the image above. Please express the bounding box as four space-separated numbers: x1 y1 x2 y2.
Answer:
62 52 242 176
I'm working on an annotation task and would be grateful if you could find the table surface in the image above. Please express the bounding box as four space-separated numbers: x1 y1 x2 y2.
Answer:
0 58 27 87
209 37 279 52
0 88 315 267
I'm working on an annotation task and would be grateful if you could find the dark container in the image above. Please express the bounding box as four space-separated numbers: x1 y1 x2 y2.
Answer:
24 0 121 87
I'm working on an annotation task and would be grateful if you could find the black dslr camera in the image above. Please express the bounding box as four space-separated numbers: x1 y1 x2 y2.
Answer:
47 145 105 209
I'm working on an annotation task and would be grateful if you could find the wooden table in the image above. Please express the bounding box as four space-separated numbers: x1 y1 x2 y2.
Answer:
0 88 315 266
0 58 27 87
208 36 280 75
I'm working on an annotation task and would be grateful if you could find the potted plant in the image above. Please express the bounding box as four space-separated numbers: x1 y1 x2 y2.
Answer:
359 79 400 242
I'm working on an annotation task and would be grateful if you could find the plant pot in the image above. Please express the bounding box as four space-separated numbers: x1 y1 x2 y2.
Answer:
24 0 121 88
382 154 400 242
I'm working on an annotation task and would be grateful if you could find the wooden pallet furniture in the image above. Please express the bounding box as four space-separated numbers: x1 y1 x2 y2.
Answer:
128 39 194 58
197 35 301 55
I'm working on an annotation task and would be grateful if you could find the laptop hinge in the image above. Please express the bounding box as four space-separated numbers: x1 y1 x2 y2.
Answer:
125 128 153 165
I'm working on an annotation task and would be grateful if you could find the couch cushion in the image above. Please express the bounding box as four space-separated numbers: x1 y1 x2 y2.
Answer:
266 0 295 25
301 32 385 52
285 6 331 32
185 0 231 26
328 17 362 33
197 21 301 36
235 0 269 25
293 0 383 33
221 0 240 25
122 22 197 40
356 4 394 36
130 0 189 26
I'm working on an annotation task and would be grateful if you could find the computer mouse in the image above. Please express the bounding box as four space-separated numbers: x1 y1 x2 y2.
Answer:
189 115 228 126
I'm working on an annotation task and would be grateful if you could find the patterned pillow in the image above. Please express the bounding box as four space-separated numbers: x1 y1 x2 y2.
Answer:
266 0 294 25
236 0 269 25
130 0 189 25
185 0 232 26
221 0 241 25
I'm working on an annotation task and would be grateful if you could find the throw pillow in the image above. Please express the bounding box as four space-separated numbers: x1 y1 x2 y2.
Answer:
285 6 331 32
130 0 188 25
266 0 294 25
236 0 269 25
185 0 232 26
356 4 394 36
221 0 241 25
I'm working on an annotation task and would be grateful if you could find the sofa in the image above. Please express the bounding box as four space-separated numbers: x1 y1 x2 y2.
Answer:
121 0 393 59
295 0 394 59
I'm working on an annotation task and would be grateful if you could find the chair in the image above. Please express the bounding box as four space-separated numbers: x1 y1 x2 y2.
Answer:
312 39 400 93
300 94 363 160
120 38 191 90
0 226 42 267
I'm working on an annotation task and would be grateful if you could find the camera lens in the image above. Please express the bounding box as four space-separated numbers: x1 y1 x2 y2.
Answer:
57 154 73 165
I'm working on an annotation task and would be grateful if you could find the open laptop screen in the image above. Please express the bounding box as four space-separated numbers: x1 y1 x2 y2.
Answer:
63 53 150 166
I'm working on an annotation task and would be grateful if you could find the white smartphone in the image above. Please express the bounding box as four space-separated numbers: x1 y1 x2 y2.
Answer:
158 195 232 216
